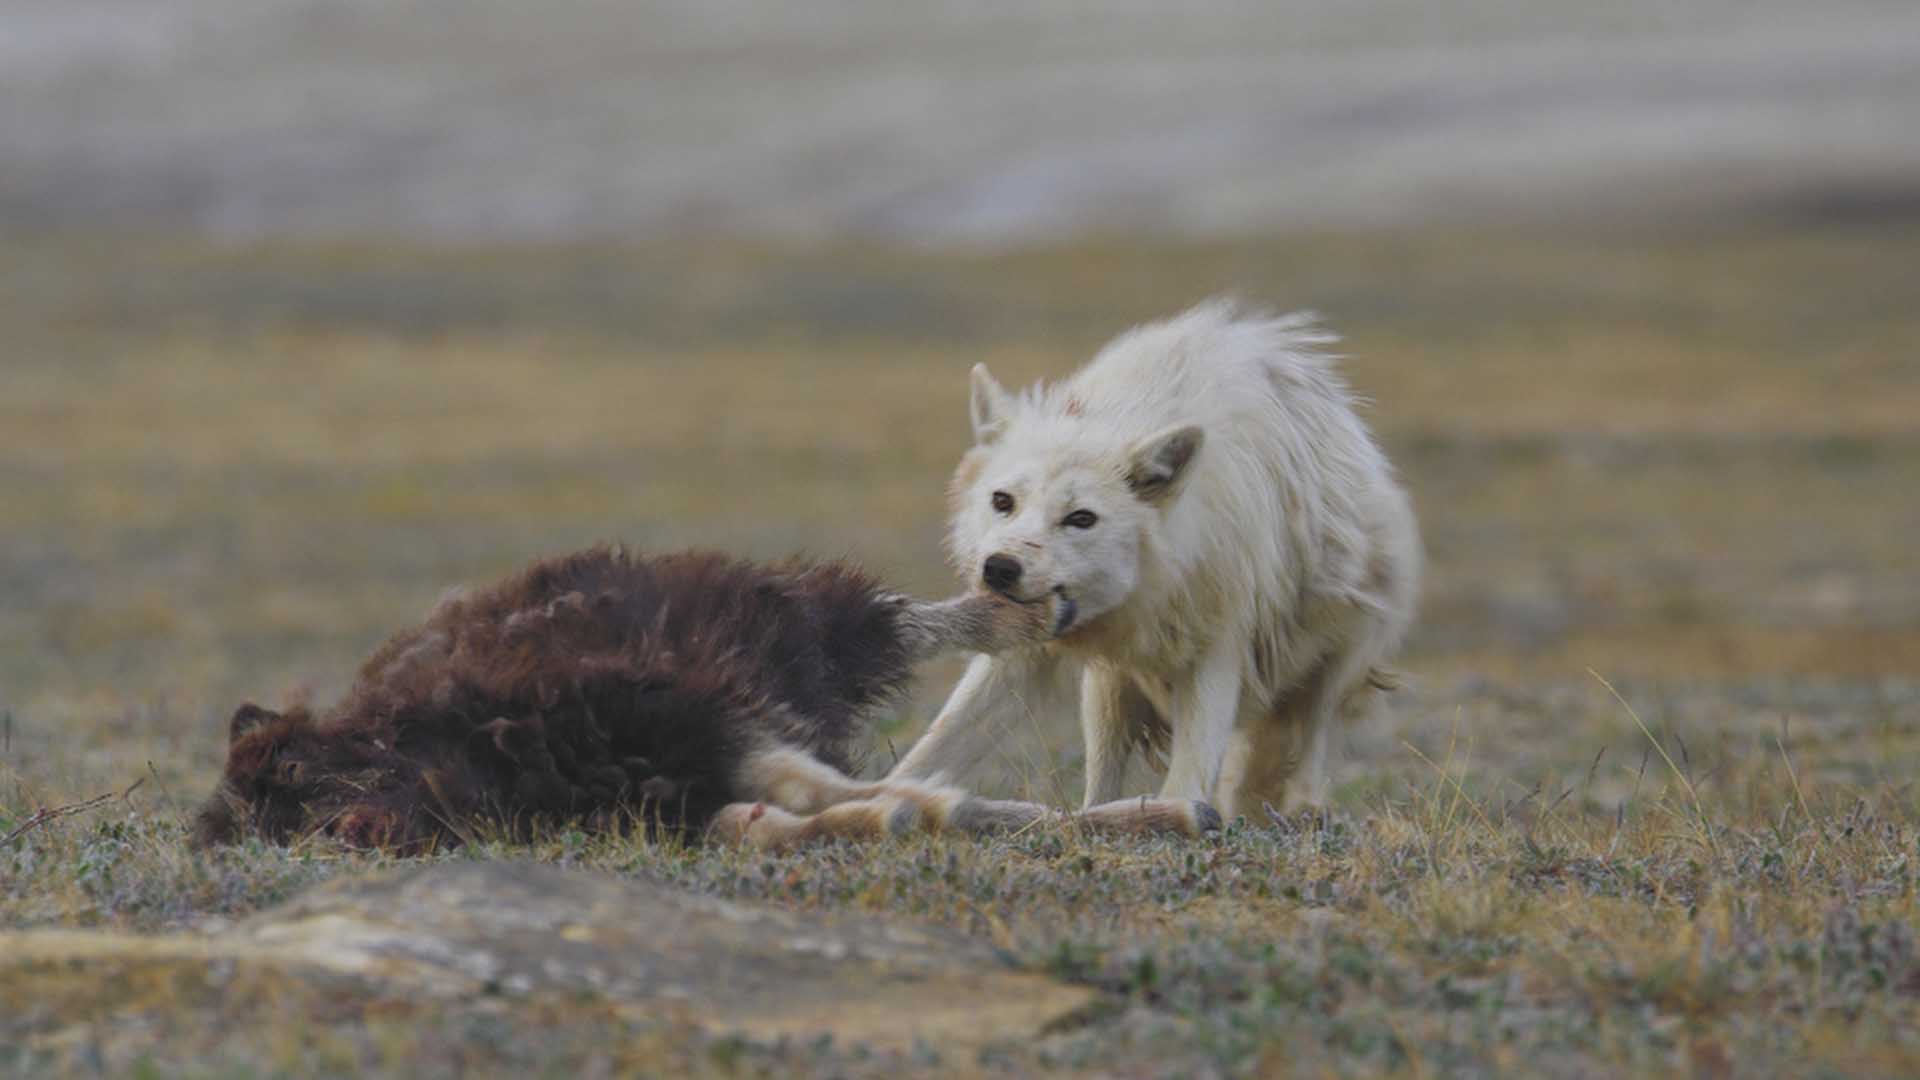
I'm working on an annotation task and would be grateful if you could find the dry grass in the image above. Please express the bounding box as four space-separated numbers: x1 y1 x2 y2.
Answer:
3 222 1919 1075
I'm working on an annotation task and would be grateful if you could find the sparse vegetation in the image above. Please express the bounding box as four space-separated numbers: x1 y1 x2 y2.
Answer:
4 224 1919 1075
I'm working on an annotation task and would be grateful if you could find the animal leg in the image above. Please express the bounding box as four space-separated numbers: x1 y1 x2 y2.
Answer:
888 651 1062 787
892 591 1053 661
708 794 950 848
728 745 1040 845
1227 652 1375 815
1079 665 1157 809
1226 699 1311 818
708 782 1040 849
735 746 896 814
1157 637 1244 806
1303 707 1333 808
708 787 1220 850
718 746 1220 848
1080 796 1224 837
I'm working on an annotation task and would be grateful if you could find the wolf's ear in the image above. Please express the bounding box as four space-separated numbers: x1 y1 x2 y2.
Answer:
969 364 1012 444
229 703 279 743
1126 424 1205 504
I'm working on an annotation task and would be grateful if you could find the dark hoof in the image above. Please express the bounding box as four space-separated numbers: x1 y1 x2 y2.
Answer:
1192 801 1224 834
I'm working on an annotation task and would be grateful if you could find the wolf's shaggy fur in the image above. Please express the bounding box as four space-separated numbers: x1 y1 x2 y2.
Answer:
890 300 1421 818
193 546 1215 852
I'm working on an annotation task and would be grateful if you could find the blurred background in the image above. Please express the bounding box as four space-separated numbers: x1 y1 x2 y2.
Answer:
4 1 1917 806
8 0 1920 237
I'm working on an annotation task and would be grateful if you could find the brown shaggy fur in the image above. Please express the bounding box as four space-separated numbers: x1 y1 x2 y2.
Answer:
195 546 988 850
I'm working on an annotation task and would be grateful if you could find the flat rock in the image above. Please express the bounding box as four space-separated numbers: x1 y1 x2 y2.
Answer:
1 862 1093 1055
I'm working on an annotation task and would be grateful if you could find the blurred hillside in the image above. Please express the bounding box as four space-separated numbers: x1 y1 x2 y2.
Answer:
5 0 1918 240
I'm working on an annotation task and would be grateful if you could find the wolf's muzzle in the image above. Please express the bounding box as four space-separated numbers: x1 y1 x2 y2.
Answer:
982 553 1023 595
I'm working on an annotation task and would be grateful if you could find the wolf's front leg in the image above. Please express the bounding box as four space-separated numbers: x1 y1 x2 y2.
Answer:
1080 663 1149 809
887 650 1061 787
1157 637 1243 807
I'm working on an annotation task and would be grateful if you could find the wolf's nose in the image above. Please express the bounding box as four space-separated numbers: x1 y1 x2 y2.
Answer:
982 554 1024 594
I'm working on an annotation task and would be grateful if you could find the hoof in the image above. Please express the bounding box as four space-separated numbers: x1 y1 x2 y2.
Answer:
707 802 768 845
1192 801 1224 834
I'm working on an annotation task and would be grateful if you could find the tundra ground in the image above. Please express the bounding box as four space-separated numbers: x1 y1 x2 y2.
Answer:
3 224 1918 1076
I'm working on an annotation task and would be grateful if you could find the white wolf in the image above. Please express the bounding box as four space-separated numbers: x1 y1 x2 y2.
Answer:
889 300 1420 820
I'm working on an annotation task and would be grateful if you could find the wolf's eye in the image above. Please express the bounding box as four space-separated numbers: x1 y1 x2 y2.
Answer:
991 491 1015 515
1063 509 1099 529
279 760 303 786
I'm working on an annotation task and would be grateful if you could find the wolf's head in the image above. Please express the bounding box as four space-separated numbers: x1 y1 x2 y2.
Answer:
947 364 1203 637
